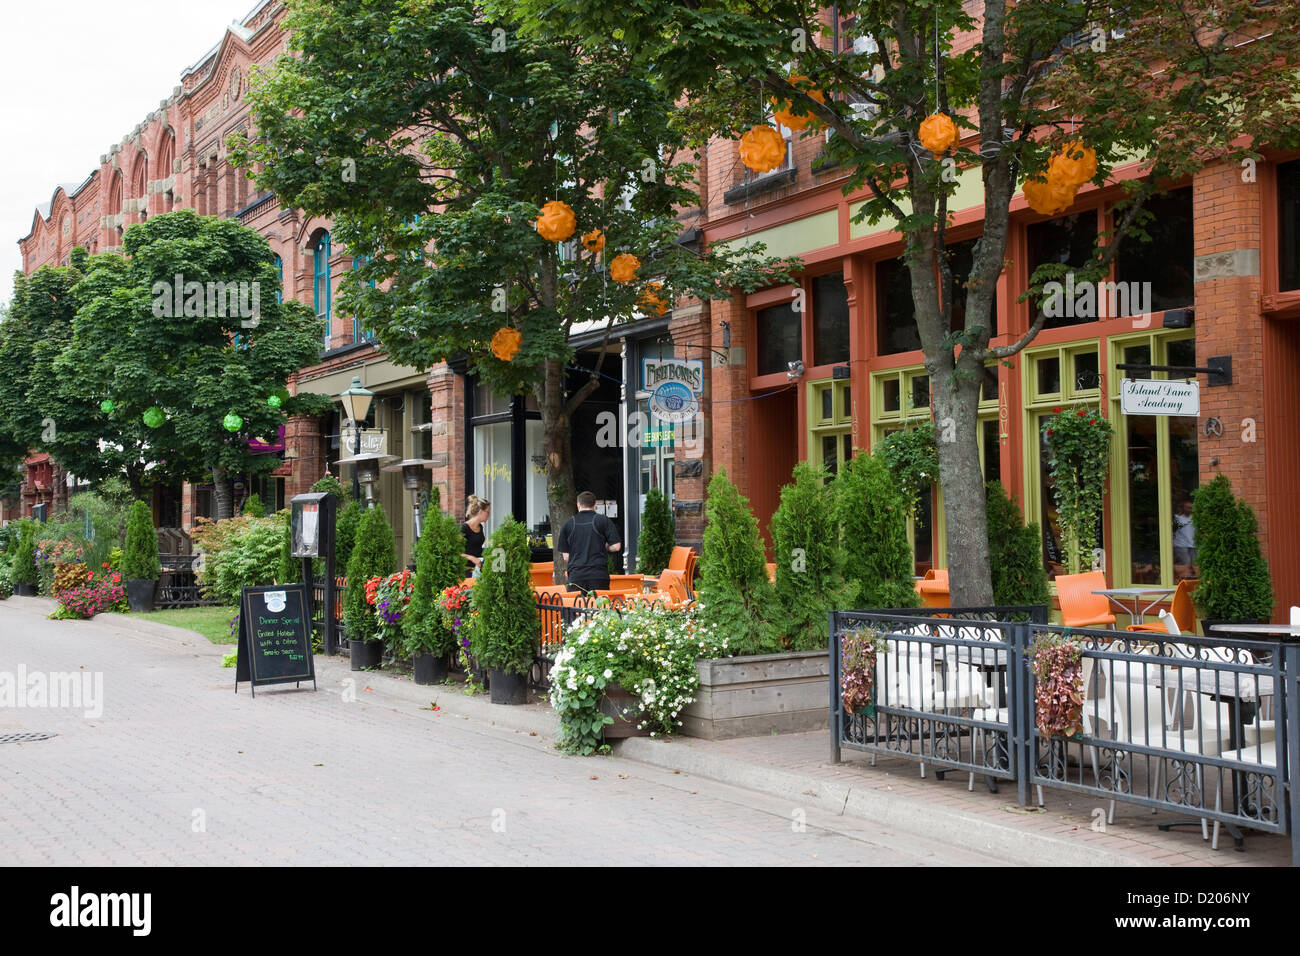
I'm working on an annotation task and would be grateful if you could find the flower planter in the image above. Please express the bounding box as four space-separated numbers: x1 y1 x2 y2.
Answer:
350 639 384 671
13 582 37 597
600 682 652 739
124 578 156 613
413 653 448 685
682 649 830 740
488 668 527 705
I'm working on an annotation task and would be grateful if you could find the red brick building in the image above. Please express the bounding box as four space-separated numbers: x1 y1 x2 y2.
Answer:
15 2 1300 615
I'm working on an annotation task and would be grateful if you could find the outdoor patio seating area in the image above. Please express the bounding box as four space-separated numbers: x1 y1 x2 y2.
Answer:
830 605 1300 864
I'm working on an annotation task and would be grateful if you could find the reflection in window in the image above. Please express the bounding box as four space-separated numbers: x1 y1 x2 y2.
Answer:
910 375 930 412
756 301 801 376
1027 212 1098 329
1126 415 1161 584
812 273 850 366
1280 159 1300 292
876 257 920 354
1116 188 1194 314
1037 356 1061 396
1169 415 1200 581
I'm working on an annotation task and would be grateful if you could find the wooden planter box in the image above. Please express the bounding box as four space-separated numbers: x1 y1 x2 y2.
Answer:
682 649 829 740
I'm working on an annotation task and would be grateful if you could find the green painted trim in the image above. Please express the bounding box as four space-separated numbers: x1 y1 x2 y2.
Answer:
718 209 838 260
849 164 985 241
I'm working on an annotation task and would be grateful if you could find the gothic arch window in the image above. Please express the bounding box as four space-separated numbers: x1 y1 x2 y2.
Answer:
157 130 175 212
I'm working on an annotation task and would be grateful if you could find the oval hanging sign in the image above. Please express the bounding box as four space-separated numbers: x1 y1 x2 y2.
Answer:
649 381 699 423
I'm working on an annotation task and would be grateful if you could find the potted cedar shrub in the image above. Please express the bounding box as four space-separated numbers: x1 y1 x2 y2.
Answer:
401 488 465 684
469 517 538 705
771 462 854 650
986 481 1051 609
635 487 676 575
342 504 396 670
121 501 161 612
11 519 39 596
836 451 919 609
242 493 268 518
695 469 781 655
1192 474 1274 633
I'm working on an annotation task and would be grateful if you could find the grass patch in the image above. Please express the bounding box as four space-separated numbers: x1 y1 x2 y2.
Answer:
126 606 237 644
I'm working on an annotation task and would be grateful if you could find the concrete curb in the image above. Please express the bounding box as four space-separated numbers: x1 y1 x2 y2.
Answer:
612 736 1152 867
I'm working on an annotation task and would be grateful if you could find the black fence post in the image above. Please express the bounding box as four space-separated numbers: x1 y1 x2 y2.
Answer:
829 611 841 765
1286 643 1300 868
1012 620 1032 808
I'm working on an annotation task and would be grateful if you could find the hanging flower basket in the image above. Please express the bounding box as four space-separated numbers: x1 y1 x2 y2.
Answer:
841 627 887 718
1028 634 1084 739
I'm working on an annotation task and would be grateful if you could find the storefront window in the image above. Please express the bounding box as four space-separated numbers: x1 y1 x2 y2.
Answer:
812 273 850 367
1027 211 1098 330
473 421 512 536
1280 159 1300 292
756 300 800 376
1115 188 1194 314
876 257 919 355
1108 331 1199 586
808 379 852 477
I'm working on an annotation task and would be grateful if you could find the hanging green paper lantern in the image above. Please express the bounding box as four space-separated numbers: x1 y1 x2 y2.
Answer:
267 395 283 409
100 399 114 414
223 413 243 432
143 406 165 429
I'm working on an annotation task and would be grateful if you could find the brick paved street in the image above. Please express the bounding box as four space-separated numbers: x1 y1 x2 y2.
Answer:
0 601 1000 866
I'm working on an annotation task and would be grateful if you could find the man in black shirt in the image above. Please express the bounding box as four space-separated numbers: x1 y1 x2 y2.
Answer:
556 491 622 592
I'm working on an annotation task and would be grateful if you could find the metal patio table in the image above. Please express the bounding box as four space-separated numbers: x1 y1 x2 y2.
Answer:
1093 586 1177 627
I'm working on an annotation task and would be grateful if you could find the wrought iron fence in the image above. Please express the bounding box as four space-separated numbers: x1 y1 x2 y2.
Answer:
830 606 1300 863
155 555 215 609
533 592 611 691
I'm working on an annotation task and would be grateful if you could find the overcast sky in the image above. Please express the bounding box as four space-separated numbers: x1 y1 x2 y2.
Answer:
0 0 259 307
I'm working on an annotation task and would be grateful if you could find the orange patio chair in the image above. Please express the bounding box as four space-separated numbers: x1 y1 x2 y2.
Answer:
607 574 646 593
530 562 556 588
683 551 698 594
916 568 950 609
1127 578 1197 634
1055 571 1116 628
627 569 691 609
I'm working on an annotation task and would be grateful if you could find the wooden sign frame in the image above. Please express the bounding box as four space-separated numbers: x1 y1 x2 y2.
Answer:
235 583 317 696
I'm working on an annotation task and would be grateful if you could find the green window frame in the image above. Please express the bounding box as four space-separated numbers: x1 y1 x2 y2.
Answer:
313 233 332 349
807 378 853 478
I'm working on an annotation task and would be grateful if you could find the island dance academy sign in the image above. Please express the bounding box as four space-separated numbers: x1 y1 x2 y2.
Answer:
1120 379 1200 417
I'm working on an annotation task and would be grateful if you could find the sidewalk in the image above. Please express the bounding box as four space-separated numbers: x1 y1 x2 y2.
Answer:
7 597 1290 866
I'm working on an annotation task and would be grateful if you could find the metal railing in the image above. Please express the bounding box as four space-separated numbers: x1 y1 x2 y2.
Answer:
155 555 216 609
533 592 611 691
830 607 1299 863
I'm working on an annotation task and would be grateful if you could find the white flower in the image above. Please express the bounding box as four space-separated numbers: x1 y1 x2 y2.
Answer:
603 668 613 679
586 674 595 685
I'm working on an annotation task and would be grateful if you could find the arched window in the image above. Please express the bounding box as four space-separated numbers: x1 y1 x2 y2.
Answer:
273 254 283 304
351 255 375 343
132 155 148 220
313 233 332 349
157 131 175 212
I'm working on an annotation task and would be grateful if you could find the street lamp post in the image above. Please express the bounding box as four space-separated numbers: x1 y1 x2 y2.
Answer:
338 375 374 501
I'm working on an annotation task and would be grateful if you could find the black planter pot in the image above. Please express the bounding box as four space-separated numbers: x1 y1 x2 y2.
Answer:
488 668 527 705
13 581 36 597
413 653 448 685
350 639 384 670
125 579 156 613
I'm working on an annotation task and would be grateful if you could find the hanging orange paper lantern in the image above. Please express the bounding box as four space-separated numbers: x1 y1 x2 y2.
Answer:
491 326 523 362
1023 175 1077 216
581 228 605 253
536 200 576 242
638 281 669 316
738 125 787 173
771 75 826 132
609 253 640 284
1048 141 1097 188
917 112 958 158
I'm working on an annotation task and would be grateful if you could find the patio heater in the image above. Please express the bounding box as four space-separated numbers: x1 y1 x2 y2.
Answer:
337 375 375 500
382 458 438 541
335 451 398 509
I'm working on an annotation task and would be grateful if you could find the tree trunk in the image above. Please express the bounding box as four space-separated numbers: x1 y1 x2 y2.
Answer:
541 357 576 584
211 465 234 521
934 366 994 606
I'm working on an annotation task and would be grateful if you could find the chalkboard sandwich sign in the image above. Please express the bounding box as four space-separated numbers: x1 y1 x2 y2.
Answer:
235 583 316 696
